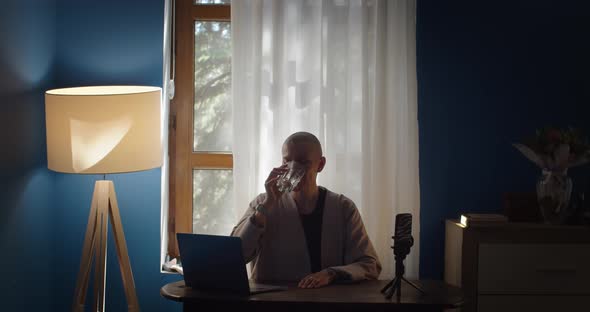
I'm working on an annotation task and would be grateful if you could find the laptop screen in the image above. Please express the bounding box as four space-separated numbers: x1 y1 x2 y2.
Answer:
177 233 250 294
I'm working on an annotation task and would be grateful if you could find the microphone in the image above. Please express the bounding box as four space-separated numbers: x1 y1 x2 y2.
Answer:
382 213 424 299
393 213 413 258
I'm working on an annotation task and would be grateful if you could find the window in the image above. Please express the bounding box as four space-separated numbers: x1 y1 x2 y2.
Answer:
168 0 232 258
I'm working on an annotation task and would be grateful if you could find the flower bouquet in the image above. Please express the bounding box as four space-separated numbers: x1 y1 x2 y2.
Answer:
513 127 590 224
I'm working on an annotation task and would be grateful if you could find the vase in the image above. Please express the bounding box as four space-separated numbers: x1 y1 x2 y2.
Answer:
536 169 573 224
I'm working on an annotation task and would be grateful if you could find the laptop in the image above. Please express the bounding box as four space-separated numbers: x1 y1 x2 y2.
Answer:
176 233 287 295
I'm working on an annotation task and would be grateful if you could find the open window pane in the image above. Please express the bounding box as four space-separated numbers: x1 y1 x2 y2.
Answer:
193 169 234 235
194 21 232 152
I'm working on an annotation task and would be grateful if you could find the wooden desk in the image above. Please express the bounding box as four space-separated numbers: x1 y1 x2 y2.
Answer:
161 279 463 312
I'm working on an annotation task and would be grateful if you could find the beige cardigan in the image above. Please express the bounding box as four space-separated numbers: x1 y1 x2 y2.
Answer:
230 188 382 282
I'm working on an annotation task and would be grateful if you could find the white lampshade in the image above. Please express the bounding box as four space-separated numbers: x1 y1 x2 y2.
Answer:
45 86 162 174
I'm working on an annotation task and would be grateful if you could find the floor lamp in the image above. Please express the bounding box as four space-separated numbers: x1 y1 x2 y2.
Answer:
45 86 162 312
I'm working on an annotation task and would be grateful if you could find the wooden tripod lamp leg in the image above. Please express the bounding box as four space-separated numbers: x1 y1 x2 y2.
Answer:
72 182 101 312
93 182 109 311
107 181 140 312
72 180 140 312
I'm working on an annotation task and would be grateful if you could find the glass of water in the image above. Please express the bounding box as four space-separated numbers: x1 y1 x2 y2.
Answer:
276 161 307 193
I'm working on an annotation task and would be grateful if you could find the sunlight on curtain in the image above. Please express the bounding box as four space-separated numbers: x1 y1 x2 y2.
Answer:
232 0 418 280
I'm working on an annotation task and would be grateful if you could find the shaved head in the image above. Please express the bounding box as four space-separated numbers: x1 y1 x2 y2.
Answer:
281 132 326 195
283 132 323 158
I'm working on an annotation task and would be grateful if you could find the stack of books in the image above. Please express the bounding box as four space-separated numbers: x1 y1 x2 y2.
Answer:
460 213 508 227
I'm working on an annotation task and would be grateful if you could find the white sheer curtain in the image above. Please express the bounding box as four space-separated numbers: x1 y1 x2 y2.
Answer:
232 0 419 279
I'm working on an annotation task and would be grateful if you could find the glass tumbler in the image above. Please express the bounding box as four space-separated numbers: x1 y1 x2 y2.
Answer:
276 161 307 193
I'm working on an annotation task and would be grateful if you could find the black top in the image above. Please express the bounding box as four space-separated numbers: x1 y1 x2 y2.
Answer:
298 186 327 273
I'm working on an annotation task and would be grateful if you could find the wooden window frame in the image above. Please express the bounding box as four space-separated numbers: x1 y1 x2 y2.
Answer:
168 0 231 258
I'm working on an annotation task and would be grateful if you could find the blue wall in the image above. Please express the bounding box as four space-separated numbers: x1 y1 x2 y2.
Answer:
52 0 182 311
0 0 57 311
1 0 180 311
417 0 590 279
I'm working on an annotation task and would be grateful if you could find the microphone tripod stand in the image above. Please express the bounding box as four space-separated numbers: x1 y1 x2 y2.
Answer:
381 238 426 300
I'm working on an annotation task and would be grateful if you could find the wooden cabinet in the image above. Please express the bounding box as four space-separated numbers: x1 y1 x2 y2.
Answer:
444 220 590 312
